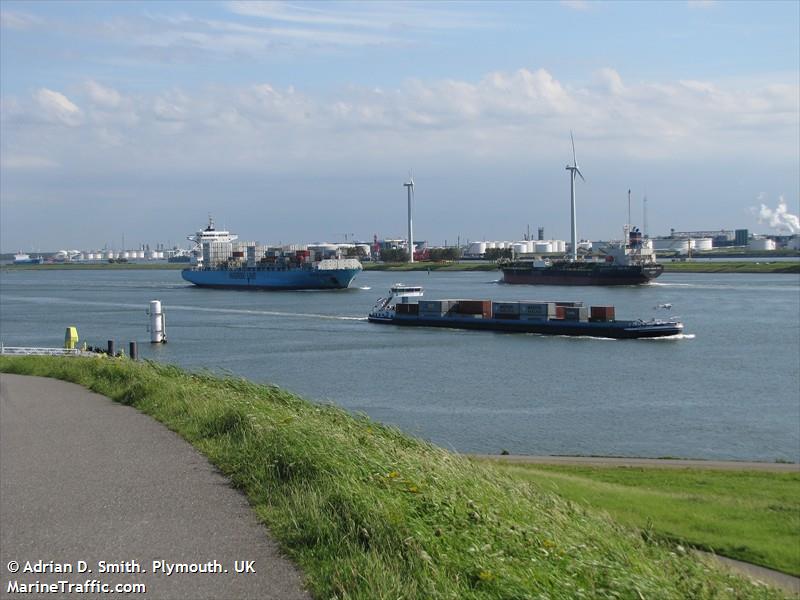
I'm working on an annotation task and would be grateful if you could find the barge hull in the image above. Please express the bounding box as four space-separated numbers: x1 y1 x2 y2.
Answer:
182 267 361 290
501 264 663 286
368 315 682 339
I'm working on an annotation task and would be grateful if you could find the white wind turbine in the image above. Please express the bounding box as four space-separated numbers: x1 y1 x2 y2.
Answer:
566 132 585 262
403 172 415 263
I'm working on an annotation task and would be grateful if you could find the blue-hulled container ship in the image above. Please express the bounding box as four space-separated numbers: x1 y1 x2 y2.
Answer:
368 284 684 339
180 218 362 290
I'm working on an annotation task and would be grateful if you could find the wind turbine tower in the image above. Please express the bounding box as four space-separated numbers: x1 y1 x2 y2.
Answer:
404 173 415 263
566 132 585 262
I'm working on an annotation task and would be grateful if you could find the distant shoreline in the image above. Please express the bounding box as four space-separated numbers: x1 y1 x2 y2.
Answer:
2 259 798 274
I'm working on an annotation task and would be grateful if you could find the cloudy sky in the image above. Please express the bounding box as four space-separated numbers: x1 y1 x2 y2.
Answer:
1 0 798 252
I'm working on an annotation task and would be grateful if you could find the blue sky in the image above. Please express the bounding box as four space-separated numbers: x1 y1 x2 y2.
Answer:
1 0 798 251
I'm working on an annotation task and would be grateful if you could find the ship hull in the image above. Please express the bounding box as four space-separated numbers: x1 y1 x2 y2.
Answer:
368 314 682 339
182 267 361 290
501 263 663 285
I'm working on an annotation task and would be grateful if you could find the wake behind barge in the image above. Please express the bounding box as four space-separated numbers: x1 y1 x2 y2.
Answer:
368 285 683 339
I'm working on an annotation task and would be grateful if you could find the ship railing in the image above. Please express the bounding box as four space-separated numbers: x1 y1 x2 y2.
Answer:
0 345 89 356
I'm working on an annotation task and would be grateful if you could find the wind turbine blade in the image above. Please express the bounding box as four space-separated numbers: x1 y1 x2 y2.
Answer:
570 131 577 167
576 167 585 182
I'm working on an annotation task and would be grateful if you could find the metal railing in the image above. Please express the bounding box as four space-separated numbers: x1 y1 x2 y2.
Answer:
0 346 88 356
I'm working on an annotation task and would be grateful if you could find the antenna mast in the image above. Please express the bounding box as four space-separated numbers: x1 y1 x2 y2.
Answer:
643 195 648 238
627 189 631 227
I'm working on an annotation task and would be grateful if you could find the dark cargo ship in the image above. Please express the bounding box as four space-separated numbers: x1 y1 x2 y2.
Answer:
501 134 663 286
500 228 664 285
368 285 683 340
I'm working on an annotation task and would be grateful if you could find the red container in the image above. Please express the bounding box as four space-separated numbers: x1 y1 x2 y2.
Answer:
590 306 615 321
455 300 492 317
555 306 566 319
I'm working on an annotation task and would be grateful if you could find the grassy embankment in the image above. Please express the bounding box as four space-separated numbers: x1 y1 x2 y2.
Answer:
0 356 791 599
364 260 800 273
660 261 799 274
4 259 798 274
365 261 800 274
479 461 799 577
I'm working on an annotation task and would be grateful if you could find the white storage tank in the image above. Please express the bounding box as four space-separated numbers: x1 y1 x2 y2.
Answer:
749 238 776 251
512 242 527 255
692 238 713 251
496 242 506 249
468 242 486 256
486 242 497 250
652 239 690 254
535 242 553 253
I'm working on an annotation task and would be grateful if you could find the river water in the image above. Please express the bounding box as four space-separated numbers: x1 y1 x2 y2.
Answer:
1 268 798 462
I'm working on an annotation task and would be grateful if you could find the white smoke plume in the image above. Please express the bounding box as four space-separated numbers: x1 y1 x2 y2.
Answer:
755 194 800 234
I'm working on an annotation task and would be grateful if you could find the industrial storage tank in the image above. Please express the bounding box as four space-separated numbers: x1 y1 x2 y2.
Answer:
749 238 776 251
652 239 690 254
535 242 553 253
692 238 713 251
512 242 527 255
486 242 497 250
467 242 486 256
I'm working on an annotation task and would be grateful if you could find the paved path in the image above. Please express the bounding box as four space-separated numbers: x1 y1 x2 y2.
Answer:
0 374 310 600
474 453 800 595
700 552 799 597
471 454 800 472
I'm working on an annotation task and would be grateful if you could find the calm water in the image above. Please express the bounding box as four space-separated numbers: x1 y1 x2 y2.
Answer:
1 268 798 462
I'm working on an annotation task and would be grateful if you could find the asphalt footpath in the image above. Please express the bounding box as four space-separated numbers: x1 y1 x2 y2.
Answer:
0 374 310 600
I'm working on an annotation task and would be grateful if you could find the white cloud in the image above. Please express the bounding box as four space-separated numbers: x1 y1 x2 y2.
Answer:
0 10 44 30
2 68 797 176
592 68 626 95
84 81 123 108
34 89 83 127
227 1 494 31
687 0 717 9
560 0 591 11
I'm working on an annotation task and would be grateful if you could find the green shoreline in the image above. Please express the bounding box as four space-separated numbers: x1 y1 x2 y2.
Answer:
4 260 797 273
0 356 794 598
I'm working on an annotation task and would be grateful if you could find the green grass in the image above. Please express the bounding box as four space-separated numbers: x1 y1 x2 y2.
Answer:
480 462 800 578
364 261 498 271
661 261 799 274
365 260 800 274
0 357 789 599
4 259 798 274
